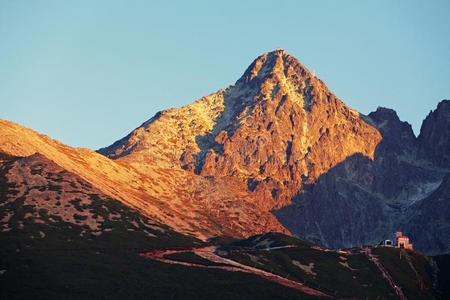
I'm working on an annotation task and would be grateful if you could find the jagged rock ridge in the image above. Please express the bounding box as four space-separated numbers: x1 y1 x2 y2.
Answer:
275 101 450 254
99 50 449 254
1 49 448 254
418 100 450 167
99 49 382 210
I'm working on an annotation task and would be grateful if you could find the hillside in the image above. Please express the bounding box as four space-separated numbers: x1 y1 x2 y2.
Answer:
0 149 446 298
0 119 287 239
0 152 310 299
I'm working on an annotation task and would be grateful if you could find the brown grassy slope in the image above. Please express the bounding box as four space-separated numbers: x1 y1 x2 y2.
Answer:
0 118 288 239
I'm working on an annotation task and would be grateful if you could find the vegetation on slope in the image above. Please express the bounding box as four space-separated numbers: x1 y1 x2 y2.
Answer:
220 235 395 299
0 154 312 299
372 247 436 299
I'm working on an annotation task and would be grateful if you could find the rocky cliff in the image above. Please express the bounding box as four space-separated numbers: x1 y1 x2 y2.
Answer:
99 49 382 211
418 100 450 168
2 49 448 254
406 173 450 255
99 49 449 254
275 101 449 253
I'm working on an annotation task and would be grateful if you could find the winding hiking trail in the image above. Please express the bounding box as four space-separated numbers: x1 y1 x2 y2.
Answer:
362 247 407 300
139 246 333 298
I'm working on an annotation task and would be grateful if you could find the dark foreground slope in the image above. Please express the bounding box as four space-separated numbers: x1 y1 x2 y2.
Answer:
1 151 444 299
213 233 441 299
0 152 312 299
433 253 450 299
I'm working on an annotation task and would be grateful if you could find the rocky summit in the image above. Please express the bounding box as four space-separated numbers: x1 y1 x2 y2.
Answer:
1 49 449 255
99 49 381 212
98 49 449 254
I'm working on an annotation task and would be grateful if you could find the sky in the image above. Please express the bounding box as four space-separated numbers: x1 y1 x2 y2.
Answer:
1 0 449 149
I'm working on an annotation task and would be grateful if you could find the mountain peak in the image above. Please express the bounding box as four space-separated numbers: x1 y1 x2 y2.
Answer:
99 50 382 210
366 106 416 153
236 49 314 87
368 106 414 136
418 99 450 166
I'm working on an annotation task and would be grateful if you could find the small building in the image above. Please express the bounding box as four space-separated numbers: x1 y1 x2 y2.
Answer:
396 232 413 250
379 239 394 246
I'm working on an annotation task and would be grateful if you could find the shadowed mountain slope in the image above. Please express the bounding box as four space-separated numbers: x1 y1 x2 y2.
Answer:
274 102 449 253
0 153 313 299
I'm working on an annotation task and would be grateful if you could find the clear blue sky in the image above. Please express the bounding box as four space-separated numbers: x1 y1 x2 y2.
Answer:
1 0 449 149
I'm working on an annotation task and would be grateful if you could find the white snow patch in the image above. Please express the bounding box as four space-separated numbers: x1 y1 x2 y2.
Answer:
247 253 262 264
408 180 442 205
292 261 316 276
254 238 274 249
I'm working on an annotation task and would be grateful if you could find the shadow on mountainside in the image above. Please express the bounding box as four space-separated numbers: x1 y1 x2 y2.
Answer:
272 110 449 254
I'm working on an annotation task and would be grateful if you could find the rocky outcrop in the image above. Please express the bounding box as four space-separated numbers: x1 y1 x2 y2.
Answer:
367 107 416 155
275 101 449 253
2 50 449 254
405 173 450 255
364 107 436 199
98 50 449 254
418 100 450 168
100 49 382 211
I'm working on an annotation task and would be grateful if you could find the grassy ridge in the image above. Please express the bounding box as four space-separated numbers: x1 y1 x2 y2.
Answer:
1 231 316 299
0 154 313 299
373 247 437 300
220 245 395 298
0 154 444 299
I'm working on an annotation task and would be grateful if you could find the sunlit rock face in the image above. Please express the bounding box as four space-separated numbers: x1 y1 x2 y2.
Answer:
99 49 382 211
3 49 447 252
99 50 450 253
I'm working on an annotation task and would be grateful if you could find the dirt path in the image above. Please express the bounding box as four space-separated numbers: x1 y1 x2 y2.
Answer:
363 247 407 300
140 246 333 298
